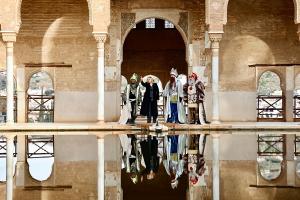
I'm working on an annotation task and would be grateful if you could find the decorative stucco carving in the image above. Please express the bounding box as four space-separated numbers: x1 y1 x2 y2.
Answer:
121 13 135 39
178 12 188 39
209 33 223 49
87 0 93 26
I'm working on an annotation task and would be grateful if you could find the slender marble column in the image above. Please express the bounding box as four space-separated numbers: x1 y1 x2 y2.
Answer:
209 33 222 124
97 137 105 200
6 41 14 124
2 31 17 200
93 33 107 122
212 134 220 200
6 136 15 200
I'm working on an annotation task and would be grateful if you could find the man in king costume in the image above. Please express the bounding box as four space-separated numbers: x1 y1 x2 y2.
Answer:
122 73 142 124
163 68 186 123
183 72 207 124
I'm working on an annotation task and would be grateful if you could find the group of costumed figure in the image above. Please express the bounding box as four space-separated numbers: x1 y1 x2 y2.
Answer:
119 68 208 188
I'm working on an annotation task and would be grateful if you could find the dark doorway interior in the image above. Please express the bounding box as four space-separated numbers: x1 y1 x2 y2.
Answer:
121 18 187 86
122 164 188 200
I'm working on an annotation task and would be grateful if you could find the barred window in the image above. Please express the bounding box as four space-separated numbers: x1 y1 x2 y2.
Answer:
27 71 55 181
146 18 155 29
164 20 174 29
257 71 283 121
27 72 54 123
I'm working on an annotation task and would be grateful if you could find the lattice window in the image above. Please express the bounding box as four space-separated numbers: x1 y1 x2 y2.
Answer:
165 20 174 28
146 18 155 29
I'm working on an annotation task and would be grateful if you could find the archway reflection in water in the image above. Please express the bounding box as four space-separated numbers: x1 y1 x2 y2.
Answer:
120 133 209 200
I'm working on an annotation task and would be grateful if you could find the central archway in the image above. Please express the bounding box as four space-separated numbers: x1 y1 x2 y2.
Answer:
120 18 188 200
121 18 188 86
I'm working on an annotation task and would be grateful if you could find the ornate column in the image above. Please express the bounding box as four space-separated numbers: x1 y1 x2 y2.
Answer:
2 31 17 124
6 135 15 200
93 33 107 122
209 33 223 124
212 134 220 200
97 136 105 200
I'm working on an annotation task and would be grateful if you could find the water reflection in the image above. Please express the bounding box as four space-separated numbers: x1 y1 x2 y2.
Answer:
0 136 17 182
257 134 284 181
27 135 54 181
258 156 282 181
120 134 207 187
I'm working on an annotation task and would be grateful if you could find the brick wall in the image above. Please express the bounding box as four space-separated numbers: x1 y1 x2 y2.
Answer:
220 0 300 92
15 0 97 92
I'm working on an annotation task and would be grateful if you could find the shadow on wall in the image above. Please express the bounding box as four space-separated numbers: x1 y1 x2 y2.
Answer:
16 0 94 67
221 35 275 91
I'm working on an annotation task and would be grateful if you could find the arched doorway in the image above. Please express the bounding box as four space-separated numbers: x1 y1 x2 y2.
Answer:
121 18 188 200
121 18 188 86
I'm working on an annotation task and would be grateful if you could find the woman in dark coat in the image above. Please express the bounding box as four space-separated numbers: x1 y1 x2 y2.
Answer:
140 76 160 123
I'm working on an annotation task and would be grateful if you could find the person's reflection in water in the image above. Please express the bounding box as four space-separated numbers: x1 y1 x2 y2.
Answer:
140 135 159 180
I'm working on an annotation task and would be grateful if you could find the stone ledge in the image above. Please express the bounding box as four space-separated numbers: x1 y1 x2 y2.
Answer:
0 122 299 136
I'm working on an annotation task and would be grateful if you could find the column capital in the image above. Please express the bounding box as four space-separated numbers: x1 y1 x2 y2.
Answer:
1 31 17 43
93 32 108 44
209 32 223 49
